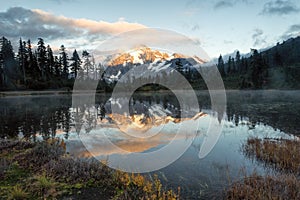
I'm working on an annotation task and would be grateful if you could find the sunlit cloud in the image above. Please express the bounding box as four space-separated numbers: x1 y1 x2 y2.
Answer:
0 7 146 53
33 9 146 35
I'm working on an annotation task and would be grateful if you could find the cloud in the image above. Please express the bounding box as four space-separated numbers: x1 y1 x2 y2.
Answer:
224 40 233 44
213 0 250 10
47 0 77 4
184 0 248 14
191 24 200 31
0 7 208 61
252 28 267 47
260 0 300 15
288 24 300 32
0 7 146 45
33 9 146 35
182 8 200 16
281 24 300 40
252 28 264 39
214 1 234 10
183 0 202 16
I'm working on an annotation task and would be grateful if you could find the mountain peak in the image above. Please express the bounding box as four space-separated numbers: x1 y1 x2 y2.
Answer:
108 46 189 67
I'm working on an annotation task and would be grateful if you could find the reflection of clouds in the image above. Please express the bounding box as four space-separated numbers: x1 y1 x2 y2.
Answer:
68 136 166 158
66 113 207 158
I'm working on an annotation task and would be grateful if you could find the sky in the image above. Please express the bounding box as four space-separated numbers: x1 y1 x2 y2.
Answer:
0 0 300 59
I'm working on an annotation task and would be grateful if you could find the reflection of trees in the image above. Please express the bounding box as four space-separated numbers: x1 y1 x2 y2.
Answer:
84 106 97 133
0 91 298 140
0 96 72 139
62 106 71 139
225 91 300 135
73 106 84 134
96 103 106 121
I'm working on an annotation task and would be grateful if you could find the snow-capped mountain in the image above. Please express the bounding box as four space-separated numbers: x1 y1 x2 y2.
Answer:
108 46 171 66
101 46 206 83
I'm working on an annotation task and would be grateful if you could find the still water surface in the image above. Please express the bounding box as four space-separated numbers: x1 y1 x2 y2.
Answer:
0 90 299 199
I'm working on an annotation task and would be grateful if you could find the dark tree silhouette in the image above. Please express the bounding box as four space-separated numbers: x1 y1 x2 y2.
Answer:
70 49 81 79
250 49 268 89
0 37 19 88
37 38 47 80
82 50 92 80
46 45 54 76
235 51 241 73
59 45 69 79
217 54 225 76
227 56 232 74
18 38 26 83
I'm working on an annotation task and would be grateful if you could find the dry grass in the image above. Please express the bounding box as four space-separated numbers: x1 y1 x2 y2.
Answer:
226 173 300 200
243 137 300 174
226 137 300 200
0 139 179 200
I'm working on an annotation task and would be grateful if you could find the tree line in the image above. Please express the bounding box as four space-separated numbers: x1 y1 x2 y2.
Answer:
0 35 299 91
217 36 300 89
217 49 269 89
0 36 104 90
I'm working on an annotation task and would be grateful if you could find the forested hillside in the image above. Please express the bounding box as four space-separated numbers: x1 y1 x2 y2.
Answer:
217 36 300 89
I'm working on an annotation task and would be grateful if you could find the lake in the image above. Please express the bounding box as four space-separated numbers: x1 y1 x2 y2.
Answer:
0 90 299 199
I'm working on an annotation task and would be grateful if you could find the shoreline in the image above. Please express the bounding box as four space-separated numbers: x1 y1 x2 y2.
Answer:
1 89 299 97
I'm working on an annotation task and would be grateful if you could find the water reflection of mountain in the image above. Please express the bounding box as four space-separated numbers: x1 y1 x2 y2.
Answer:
0 91 299 139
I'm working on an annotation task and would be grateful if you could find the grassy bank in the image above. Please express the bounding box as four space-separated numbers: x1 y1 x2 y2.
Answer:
225 137 300 200
0 139 179 200
243 138 300 174
226 173 300 199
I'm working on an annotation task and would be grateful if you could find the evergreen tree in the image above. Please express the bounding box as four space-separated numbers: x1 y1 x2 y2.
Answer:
231 57 235 73
250 49 268 88
59 45 69 79
227 56 232 74
82 50 91 79
90 54 96 80
0 37 19 87
25 39 34 77
70 49 81 79
46 45 54 76
54 56 61 77
0 38 4 87
37 38 47 80
18 38 27 83
217 54 225 76
235 51 241 73
274 50 283 67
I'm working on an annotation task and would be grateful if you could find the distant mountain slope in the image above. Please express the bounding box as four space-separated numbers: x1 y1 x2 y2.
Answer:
262 36 300 67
